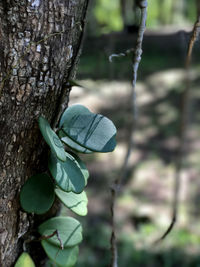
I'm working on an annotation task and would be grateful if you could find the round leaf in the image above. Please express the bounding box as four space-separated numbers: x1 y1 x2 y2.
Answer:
59 129 92 154
14 252 35 267
20 174 55 215
38 116 66 162
41 240 79 267
55 188 88 216
59 104 90 128
70 153 89 185
48 152 85 193
38 216 82 247
61 105 117 152
61 134 93 154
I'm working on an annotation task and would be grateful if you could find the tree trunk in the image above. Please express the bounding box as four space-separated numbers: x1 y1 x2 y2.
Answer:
0 0 89 266
120 0 126 29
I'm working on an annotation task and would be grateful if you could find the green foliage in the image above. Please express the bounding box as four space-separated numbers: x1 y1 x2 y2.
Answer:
59 105 90 128
19 104 117 266
48 152 85 193
38 216 82 247
60 104 117 153
187 0 197 22
146 0 159 27
94 0 123 33
20 174 55 214
42 240 79 267
39 116 66 162
60 132 93 154
14 252 35 267
71 153 89 185
89 0 196 35
55 189 88 216
68 79 86 89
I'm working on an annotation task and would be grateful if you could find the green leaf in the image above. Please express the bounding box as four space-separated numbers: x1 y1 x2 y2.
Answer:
20 174 55 215
45 260 57 267
60 131 93 154
48 152 85 193
42 240 79 267
55 188 88 216
38 216 82 248
59 104 90 128
14 252 35 267
61 105 117 152
70 153 89 185
68 79 85 89
38 116 66 162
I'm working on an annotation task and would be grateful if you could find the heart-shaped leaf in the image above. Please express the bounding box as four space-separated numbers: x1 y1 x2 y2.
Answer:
48 152 85 193
59 104 90 128
14 252 35 267
60 131 93 154
38 216 82 247
60 105 117 152
38 116 66 162
70 153 89 185
41 240 79 267
55 188 88 216
20 174 55 215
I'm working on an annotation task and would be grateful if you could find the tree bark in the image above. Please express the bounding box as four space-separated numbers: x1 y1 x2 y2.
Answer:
0 0 89 266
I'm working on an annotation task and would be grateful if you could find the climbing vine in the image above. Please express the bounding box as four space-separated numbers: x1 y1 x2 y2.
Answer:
15 104 117 267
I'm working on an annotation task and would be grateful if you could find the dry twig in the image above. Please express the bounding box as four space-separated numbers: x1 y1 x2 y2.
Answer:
155 14 200 244
110 1 148 266
109 48 134 62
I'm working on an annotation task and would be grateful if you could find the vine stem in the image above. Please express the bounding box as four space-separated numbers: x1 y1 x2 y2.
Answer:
154 14 200 243
110 1 148 267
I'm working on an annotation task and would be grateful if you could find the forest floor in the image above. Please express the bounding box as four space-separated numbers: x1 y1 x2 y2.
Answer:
65 31 200 267
68 73 200 267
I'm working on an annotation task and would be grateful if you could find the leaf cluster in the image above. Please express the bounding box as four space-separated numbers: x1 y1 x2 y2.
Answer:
17 104 117 267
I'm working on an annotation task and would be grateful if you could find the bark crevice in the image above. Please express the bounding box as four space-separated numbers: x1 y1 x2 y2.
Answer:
0 1 89 265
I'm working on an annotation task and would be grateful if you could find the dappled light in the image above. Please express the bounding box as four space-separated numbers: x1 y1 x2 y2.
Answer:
70 16 200 264
1 0 200 266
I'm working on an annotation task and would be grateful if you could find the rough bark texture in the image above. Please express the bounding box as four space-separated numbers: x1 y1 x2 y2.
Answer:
0 0 88 266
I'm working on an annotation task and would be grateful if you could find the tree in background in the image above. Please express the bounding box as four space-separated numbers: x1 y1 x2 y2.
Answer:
0 0 89 266
91 0 197 35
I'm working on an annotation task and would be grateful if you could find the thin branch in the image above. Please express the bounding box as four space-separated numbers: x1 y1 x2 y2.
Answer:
117 0 148 187
109 48 134 62
110 1 148 266
154 15 200 244
110 185 118 267
22 229 64 252
39 230 64 250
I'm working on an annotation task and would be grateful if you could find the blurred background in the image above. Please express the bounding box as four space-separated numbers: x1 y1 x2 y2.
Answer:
69 1 200 266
